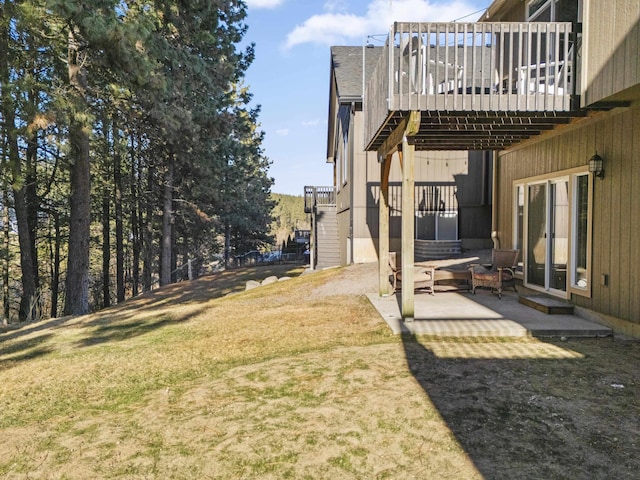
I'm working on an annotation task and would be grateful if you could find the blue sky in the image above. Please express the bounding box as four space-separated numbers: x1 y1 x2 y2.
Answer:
242 0 490 196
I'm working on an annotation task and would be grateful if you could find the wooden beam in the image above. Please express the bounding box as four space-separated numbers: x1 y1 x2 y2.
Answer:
376 115 410 159
381 152 392 193
416 124 553 132
415 131 537 138
401 112 419 320
378 153 393 296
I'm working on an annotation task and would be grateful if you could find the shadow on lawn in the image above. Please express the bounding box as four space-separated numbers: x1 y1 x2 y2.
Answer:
0 333 54 370
401 334 640 480
75 303 207 348
1 264 302 352
76 318 178 347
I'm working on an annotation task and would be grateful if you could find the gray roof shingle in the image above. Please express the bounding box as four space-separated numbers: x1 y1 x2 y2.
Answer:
331 46 383 101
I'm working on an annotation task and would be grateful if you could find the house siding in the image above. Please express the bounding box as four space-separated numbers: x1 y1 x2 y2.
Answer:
350 107 403 263
583 0 640 106
496 103 640 332
325 45 493 268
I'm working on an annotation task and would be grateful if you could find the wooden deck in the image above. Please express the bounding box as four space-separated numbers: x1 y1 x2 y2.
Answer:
364 21 583 152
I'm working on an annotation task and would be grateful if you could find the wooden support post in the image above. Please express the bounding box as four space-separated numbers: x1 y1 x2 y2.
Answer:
378 154 393 296
401 112 420 320
310 209 316 269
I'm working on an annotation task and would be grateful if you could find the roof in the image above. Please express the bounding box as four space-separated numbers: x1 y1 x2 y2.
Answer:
479 0 514 21
330 46 383 102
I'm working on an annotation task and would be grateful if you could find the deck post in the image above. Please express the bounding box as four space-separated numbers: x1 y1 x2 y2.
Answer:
400 111 420 320
310 188 316 270
378 154 393 296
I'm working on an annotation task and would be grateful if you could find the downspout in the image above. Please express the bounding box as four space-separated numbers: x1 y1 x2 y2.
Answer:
491 150 500 249
349 102 355 264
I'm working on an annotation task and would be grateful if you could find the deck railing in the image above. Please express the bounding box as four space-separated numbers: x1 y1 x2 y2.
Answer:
304 186 336 213
365 21 577 150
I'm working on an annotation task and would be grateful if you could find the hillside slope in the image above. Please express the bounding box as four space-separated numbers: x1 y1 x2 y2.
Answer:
1 264 639 479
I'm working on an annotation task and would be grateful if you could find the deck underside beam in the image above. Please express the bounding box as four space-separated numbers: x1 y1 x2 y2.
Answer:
368 110 586 151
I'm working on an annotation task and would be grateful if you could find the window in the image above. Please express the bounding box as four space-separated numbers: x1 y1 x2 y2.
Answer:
527 0 579 22
513 168 591 298
571 173 591 293
342 129 349 186
513 184 525 274
335 143 343 192
527 0 551 21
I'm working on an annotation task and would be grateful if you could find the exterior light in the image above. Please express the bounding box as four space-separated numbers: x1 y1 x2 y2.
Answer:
589 152 604 179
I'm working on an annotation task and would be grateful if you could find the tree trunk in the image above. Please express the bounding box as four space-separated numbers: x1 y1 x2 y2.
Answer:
0 18 38 321
25 127 40 293
14 187 38 321
101 115 111 308
63 28 91 316
224 223 231 268
49 212 61 319
102 186 111 308
142 153 153 292
130 133 140 297
114 122 125 302
2 189 10 322
160 160 174 286
171 233 177 283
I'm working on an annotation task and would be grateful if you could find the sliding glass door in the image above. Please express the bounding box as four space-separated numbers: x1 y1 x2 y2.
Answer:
515 170 591 298
524 178 569 294
527 183 547 288
550 180 569 292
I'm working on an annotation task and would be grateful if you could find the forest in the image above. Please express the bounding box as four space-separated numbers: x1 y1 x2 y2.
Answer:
0 1 275 323
269 193 309 249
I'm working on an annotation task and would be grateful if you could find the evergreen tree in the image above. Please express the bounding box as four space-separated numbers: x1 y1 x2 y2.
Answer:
0 0 274 320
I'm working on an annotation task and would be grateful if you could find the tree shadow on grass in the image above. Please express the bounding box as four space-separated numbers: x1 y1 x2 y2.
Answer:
401 334 640 480
1 264 303 346
0 334 55 371
76 318 176 347
0 316 76 343
75 304 209 348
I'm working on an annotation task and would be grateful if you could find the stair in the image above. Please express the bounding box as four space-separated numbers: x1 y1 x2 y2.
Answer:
315 207 339 268
519 295 575 315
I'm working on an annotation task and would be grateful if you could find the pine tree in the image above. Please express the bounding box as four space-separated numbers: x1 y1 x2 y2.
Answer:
0 0 274 318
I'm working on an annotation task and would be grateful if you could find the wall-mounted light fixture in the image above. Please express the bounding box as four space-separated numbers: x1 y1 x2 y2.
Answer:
589 151 605 179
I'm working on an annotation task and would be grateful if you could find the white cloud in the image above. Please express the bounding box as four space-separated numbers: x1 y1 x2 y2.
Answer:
323 0 349 13
302 119 321 127
245 0 286 9
285 0 484 49
286 13 369 49
275 128 290 136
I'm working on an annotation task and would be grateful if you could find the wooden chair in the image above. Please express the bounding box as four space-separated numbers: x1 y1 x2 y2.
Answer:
469 249 519 299
389 252 435 295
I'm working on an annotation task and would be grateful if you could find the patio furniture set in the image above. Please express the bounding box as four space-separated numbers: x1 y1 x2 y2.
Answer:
389 249 519 299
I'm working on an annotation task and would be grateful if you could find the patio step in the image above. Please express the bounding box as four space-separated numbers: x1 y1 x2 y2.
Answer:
519 295 575 315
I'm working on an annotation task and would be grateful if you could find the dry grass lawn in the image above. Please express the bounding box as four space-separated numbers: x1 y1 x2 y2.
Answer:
1 263 639 479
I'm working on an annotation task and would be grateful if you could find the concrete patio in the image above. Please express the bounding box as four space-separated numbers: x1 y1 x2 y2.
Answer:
366 289 613 338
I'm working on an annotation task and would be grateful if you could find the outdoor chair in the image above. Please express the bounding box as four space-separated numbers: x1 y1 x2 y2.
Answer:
389 252 435 295
469 249 520 299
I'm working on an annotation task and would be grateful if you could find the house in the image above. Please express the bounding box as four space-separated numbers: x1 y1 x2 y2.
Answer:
305 45 493 269
361 0 640 336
